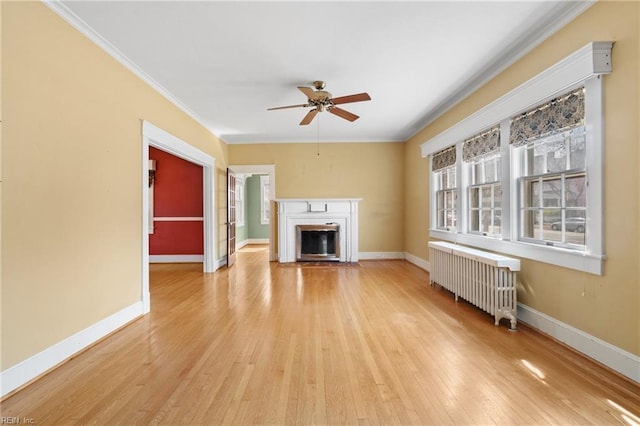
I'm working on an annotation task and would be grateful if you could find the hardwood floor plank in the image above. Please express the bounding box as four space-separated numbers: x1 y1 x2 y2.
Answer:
1 245 639 425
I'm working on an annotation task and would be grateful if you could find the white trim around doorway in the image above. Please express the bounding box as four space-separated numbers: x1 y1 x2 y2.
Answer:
142 121 217 313
228 164 276 261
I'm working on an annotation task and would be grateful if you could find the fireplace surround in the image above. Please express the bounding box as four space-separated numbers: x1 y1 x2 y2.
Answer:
277 198 360 263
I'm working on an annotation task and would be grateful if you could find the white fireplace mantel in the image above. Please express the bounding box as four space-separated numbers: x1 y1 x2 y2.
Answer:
276 198 361 263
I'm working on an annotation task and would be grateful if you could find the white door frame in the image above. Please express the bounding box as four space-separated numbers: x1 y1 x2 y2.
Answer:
142 121 216 312
228 164 276 261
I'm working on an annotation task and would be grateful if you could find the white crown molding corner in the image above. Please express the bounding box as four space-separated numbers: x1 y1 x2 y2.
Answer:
421 40 613 157
409 1 596 142
1 302 144 398
42 1 220 140
518 303 640 384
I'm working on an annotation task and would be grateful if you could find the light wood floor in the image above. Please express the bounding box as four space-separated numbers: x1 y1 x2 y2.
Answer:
2 245 639 425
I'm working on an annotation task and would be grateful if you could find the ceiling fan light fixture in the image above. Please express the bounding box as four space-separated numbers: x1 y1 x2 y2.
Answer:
268 80 371 125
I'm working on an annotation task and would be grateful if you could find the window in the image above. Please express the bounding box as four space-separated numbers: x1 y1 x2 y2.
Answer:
421 42 611 274
432 146 457 231
517 127 586 248
260 175 270 225
512 87 587 250
435 166 457 230
235 176 245 226
465 126 501 237
468 160 502 237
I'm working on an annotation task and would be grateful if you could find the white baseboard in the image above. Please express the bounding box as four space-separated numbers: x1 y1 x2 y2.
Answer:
358 251 405 260
216 256 227 270
518 303 640 383
149 255 204 263
237 239 269 250
247 238 269 244
404 252 430 271
357 252 430 272
1 302 144 398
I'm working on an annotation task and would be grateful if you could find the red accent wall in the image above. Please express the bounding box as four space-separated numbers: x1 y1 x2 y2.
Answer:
149 147 203 255
150 221 204 255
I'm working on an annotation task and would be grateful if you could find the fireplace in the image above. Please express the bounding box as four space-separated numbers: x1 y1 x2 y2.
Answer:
276 198 360 263
296 224 340 262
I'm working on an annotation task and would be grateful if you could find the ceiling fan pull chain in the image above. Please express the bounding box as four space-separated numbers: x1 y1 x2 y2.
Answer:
317 114 321 157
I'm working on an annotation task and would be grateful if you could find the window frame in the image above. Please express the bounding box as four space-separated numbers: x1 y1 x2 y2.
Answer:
518 171 587 249
235 175 245 227
422 42 611 275
515 125 588 250
260 175 270 225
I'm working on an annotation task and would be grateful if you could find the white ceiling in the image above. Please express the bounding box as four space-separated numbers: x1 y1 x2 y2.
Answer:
51 1 592 144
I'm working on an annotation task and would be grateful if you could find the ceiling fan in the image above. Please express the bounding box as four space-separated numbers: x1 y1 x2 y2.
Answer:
267 81 371 125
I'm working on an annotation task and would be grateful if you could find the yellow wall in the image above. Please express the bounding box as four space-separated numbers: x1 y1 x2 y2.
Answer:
229 142 405 253
405 1 640 355
1 2 228 369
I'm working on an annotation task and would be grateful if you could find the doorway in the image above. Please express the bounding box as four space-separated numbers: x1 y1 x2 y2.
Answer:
228 165 276 262
142 121 216 313
149 146 204 263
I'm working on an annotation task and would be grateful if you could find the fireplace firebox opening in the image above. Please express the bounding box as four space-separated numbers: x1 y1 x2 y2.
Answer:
296 224 340 262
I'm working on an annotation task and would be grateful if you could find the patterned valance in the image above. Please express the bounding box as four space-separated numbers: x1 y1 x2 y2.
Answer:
462 126 500 162
510 87 585 146
432 146 456 171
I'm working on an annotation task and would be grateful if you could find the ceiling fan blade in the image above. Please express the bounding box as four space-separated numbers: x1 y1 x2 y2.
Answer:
331 92 371 105
267 103 308 111
298 86 318 100
299 109 318 125
328 106 359 122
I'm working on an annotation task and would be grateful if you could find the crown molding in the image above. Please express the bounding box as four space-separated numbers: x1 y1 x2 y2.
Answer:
223 136 404 144
43 0 595 146
42 0 219 140
408 0 596 141
421 41 613 157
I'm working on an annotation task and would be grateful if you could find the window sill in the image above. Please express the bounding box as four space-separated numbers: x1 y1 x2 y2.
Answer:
429 229 604 275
